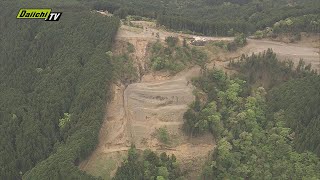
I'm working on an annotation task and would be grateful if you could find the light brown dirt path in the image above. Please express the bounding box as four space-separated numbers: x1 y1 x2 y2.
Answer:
80 66 214 179
120 21 319 70
79 23 215 179
80 19 319 179
211 38 320 72
243 39 320 70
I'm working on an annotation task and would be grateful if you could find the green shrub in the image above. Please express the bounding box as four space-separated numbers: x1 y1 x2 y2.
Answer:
127 42 135 53
157 127 170 144
165 36 179 47
234 33 247 46
149 41 207 73
254 30 264 39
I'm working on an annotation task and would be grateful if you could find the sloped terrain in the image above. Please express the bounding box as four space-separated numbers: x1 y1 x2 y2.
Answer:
80 19 319 179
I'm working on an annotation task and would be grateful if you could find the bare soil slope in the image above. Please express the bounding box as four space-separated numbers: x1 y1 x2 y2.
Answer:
80 67 214 179
80 23 215 179
80 19 319 180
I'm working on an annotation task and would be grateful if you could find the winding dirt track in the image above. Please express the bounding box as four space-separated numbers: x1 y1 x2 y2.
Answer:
119 22 319 70
245 39 320 70
79 21 319 179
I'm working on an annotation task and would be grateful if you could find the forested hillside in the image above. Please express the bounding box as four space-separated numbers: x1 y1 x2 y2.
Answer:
228 50 320 155
229 49 317 90
0 2 120 179
230 49 320 155
183 52 320 179
268 75 320 156
1 0 319 179
93 0 320 36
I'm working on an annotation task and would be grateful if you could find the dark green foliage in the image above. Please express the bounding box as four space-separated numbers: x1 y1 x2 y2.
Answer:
150 40 207 73
233 33 247 47
111 54 139 85
268 75 320 156
96 0 320 36
229 49 317 90
184 69 245 137
127 42 135 53
165 36 179 47
158 0 320 36
210 33 247 51
227 48 320 156
113 146 144 180
157 15 255 36
272 14 320 34
254 14 320 39
184 54 320 179
0 2 120 179
113 146 182 180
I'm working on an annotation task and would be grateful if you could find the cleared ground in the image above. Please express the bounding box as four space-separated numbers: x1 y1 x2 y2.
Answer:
80 18 319 179
123 21 319 71
80 66 214 179
80 22 215 179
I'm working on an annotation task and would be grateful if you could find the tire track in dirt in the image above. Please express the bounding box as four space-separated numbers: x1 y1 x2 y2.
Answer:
80 20 319 179
80 68 215 179
79 24 215 179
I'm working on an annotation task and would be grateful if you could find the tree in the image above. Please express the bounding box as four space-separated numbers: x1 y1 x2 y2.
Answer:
184 63 320 179
165 36 179 47
115 147 182 180
158 167 169 179
157 127 170 144
58 113 71 129
0 3 121 179
234 33 247 47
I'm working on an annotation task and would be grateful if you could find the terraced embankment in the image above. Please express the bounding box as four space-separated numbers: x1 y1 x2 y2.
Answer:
80 66 214 179
80 19 319 179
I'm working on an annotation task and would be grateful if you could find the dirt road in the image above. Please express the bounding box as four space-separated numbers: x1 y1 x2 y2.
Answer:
80 23 216 179
244 39 320 70
80 19 319 179
121 22 320 71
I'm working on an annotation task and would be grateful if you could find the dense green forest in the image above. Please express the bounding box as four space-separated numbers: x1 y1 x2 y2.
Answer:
113 146 183 180
183 51 320 179
229 49 320 155
92 0 320 36
268 76 320 156
0 1 121 179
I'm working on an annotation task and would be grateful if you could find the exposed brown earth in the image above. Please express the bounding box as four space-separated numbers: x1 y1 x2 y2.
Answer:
79 18 319 179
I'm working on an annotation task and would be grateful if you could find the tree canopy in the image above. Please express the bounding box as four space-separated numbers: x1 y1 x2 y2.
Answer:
93 0 320 36
114 146 182 180
0 2 120 179
183 52 320 179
